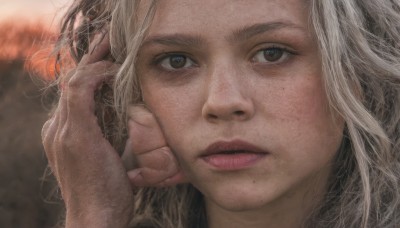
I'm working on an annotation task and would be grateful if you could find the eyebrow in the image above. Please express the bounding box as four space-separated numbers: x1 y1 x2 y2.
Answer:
229 21 305 42
141 34 205 48
141 21 304 48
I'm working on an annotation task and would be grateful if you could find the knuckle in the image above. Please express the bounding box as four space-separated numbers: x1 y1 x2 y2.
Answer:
67 67 108 91
67 73 85 90
158 146 173 158
159 146 173 158
58 125 75 150
58 121 95 154
64 69 76 82
63 61 117 93
59 69 75 90
67 69 94 89
136 146 173 166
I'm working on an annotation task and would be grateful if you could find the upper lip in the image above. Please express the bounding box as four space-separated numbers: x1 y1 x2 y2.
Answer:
201 139 268 157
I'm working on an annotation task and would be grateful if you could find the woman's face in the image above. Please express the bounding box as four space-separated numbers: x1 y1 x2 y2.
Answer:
137 0 344 213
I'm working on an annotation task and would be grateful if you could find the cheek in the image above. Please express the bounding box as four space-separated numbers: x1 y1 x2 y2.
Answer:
141 83 200 141
266 69 341 134
269 78 344 169
273 77 328 122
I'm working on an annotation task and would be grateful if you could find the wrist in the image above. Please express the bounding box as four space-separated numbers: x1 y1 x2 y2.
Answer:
65 207 131 228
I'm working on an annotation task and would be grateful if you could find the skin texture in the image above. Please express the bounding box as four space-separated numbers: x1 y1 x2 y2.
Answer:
136 0 344 227
42 0 345 227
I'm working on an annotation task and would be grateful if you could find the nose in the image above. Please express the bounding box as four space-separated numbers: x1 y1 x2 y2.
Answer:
201 64 255 123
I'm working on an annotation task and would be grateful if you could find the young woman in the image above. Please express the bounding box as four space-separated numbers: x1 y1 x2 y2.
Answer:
42 0 400 227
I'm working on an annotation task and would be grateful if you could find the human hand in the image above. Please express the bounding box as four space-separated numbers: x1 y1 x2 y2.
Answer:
42 32 133 227
123 105 187 187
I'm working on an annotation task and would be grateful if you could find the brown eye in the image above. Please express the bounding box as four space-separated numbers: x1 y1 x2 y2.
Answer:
263 48 284 62
169 55 187 68
253 47 289 64
160 54 194 70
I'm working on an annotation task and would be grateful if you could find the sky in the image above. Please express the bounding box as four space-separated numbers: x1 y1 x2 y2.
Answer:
0 0 72 71
0 0 70 25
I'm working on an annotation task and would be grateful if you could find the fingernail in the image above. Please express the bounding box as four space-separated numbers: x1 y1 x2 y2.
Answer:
128 169 142 179
128 105 147 117
128 169 145 187
127 106 154 128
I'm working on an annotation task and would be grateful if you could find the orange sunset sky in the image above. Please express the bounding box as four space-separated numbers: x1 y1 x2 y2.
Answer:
0 0 72 77
0 0 70 24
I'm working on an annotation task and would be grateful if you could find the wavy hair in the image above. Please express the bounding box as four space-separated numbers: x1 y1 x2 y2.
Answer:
51 0 400 227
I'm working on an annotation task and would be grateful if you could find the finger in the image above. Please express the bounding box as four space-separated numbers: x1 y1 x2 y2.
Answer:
66 62 119 120
42 116 58 171
41 117 55 155
125 144 185 187
42 75 70 166
135 146 175 171
127 105 166 154
156 171 188 187
127 167 173 187
59 69 76 92
127 168 187 187
68 61 119 96
121 140 137 170
80 31 110 65
127 147 180 186
57 80 69 128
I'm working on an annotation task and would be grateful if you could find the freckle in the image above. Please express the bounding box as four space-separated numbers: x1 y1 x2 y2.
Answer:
252 180 256 184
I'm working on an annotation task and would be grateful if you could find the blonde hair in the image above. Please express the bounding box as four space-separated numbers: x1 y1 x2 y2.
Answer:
52 0 400 227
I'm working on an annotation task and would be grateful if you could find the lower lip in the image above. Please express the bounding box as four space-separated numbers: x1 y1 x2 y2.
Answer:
202 152 266 170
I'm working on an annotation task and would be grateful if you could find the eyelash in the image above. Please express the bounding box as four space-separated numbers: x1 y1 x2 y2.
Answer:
158 53 196 69
153 52 198 72
251 45 295 65
152 46 295 72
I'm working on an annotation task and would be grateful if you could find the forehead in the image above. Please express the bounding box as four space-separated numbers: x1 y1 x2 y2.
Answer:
146 0 310 35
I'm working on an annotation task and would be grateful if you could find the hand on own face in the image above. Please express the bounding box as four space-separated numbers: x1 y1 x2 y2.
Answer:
41 29 185 226
124 105 187 187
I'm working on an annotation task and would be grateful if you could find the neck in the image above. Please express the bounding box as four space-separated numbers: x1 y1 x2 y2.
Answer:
206 202 310 228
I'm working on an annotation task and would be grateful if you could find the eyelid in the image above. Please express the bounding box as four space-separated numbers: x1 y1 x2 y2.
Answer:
250 44 297 64
153 52 197 70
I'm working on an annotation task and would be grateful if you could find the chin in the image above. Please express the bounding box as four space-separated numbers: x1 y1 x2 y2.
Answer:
202 183 274 212
214 197 268 212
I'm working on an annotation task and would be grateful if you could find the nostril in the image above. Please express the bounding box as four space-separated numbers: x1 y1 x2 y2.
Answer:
234 110 245 116
206 111 246 120
207 114 218 119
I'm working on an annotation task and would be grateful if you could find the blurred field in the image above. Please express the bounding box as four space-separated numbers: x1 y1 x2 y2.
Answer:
0 22 63 228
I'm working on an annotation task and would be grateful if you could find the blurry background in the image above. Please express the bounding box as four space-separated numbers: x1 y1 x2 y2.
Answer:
0 0 69 227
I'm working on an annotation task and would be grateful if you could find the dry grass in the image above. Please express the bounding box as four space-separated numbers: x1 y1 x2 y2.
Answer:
0 59 63 226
